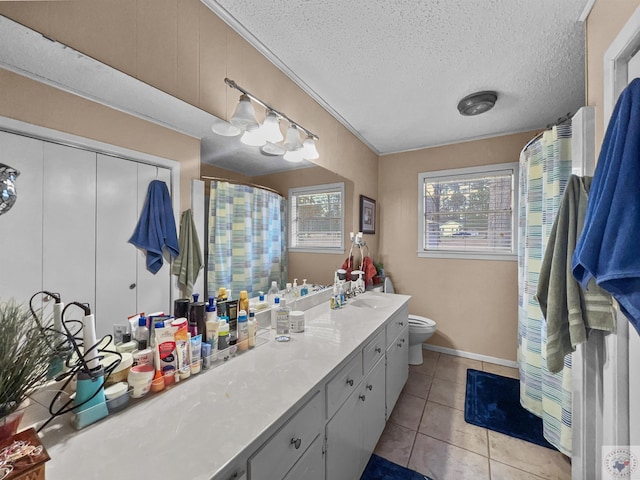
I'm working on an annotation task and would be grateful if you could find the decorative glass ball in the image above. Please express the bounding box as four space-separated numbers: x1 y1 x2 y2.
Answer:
0 163 19 216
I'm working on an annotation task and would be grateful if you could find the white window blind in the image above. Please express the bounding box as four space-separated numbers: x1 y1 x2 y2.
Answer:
418 164 517 260
289 182 344 253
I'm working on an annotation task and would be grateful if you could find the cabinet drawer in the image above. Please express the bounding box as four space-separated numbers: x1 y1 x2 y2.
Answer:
363 329 385 374
283 434 325 480
385 311 408 348
249 392 322 480
326 353 363 419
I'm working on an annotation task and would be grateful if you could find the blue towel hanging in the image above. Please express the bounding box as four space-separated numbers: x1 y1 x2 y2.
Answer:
572 78 640 334
130 180 179 274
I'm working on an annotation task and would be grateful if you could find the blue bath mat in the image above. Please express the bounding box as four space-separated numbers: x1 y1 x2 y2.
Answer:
464 369 556 450
360 454 433 480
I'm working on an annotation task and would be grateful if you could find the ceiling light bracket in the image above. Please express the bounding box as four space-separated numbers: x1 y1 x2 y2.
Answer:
224 78 319 140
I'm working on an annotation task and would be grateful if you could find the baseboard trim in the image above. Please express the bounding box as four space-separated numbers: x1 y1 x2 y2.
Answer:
422 343 518 369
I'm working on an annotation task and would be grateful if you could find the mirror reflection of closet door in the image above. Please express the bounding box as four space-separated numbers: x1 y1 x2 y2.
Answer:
42 142 96 316
0 131 44 305
95 154 138 337
135 163 172 317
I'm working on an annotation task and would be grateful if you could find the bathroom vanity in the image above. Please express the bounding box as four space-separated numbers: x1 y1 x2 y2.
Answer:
39 291 410 480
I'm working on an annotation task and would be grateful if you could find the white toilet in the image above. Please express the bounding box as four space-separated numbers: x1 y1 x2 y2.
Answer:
384 277 437 365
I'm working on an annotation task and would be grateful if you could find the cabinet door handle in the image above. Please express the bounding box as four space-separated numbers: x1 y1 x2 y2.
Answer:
346 378 354 387
291 437 302 449
398 321 404 326
375 347 381 354
359 394 366 402
129 283 136 290
397 343 403 347
400 338 405 343
366 384 373 391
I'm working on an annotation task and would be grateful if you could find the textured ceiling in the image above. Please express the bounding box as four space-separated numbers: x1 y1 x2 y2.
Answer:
203 0 589 155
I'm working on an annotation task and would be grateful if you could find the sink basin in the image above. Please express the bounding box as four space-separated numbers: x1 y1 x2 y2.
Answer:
349 296 392 309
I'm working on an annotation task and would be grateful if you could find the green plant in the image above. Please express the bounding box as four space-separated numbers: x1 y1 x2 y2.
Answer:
373 260 384 273
0 299 52 418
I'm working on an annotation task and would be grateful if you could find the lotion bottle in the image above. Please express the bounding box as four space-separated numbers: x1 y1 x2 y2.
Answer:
205 298 219 360
218 319 230 361
237 310 249 351
248 309 256 348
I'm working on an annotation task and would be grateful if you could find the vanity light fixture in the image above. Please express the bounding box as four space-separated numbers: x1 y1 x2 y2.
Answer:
216 78 320 161
457 91 498 116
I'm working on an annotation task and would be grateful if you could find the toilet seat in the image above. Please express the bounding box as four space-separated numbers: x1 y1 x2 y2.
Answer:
408 315 436 329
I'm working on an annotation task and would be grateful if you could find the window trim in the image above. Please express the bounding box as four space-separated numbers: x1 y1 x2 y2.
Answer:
288 182 345 255
417 163 518 261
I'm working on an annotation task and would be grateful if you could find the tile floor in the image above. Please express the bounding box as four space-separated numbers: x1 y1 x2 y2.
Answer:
373 350 572 480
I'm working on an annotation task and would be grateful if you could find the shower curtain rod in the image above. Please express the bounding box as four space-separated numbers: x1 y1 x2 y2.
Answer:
521 112 574 153
200 175 283 196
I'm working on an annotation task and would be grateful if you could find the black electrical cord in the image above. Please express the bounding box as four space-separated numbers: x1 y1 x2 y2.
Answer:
33 300 122 433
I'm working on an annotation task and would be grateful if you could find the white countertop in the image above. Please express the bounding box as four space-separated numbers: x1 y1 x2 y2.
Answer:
39 291 410 480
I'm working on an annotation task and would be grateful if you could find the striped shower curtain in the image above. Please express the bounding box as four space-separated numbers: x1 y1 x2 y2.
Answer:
207 181 287 299
517 124 573 456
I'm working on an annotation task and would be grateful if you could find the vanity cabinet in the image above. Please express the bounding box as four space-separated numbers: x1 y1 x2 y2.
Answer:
40 293 411 480
249 392 323 480
386 320 409 414
325 305 407 480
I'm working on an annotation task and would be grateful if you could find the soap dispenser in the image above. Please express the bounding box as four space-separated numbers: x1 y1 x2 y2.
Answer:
300 279 309 297
256 291 269 311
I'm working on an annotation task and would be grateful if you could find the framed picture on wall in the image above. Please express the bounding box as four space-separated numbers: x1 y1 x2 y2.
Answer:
359 195 376 234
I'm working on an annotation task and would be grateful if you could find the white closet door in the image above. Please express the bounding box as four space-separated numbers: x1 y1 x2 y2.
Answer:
42 143 96 315
135 163 172 316
95 154 138 337
0 132 44 305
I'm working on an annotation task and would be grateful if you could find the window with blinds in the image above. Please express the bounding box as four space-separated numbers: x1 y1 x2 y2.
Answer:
289 182 344 252
418 164 518 260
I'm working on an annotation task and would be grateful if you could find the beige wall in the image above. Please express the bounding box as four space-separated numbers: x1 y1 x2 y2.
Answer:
586 0 640 153
378 131 537 361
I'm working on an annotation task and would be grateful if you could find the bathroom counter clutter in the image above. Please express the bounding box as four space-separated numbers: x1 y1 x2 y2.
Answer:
38 291 410 480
